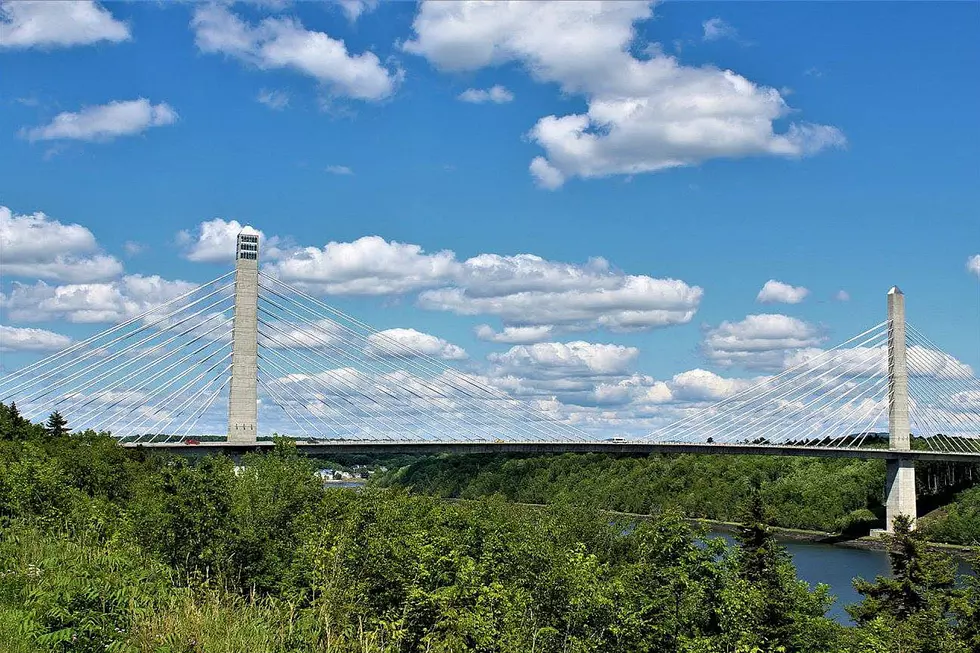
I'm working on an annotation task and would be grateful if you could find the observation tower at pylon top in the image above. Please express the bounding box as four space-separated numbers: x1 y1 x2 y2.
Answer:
228 228 260 442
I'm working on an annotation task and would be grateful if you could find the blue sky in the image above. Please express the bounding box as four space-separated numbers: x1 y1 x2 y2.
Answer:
1 0 978 436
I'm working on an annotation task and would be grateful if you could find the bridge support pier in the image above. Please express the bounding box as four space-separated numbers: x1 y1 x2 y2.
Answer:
227 229 260 443
883 287 916 532
885 458 916 530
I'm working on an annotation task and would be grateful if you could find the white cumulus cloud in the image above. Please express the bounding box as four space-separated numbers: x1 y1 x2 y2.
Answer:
259 319 341 349
404 1 844 189
0 1 130 49
784 345 974 381
177 219 274 263
702 314 825 370
188 224 702 336
257 88 289 110
968 254 980 277
191 4 401 101
0 206 123 283
267 235 702 333
458 85 514 104
669 368 757 402
420 272 702 332
478 343 764 429
336 0 378 22
475 324 554 344
0 325 73 352
756 279 810 304
366 328 467 360
266 236 458 295
1 275 197 323
591 374 673 407
489 341 639 377
21 98 177 142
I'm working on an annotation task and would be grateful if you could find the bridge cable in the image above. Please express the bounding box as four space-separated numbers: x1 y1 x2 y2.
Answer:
256 318 488 443
642 323 888 444
259 274 591 442
0 279 234 402
255 282 557 440
256 280 579 443
647 324 889 446
0 271 234 389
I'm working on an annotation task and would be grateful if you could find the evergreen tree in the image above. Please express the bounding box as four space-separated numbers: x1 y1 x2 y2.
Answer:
46 410 70 437
736 490 786 584
848 515 965 652
8 401 23 427
730 489 815 650
850 515 956 623
0 401 48 441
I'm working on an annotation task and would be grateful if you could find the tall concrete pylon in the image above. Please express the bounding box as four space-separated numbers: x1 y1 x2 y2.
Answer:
885 286 916 530
227 228 260 442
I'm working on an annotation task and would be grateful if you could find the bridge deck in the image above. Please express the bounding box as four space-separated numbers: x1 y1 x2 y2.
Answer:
122 440 980 463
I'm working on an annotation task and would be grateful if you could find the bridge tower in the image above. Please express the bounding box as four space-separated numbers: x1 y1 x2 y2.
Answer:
885 286 916 531
227 228 260 442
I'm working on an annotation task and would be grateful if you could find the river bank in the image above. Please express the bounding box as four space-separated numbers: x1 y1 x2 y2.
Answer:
322 479 368 488
377 452 980 547
689 515 978 557
445 498 978 559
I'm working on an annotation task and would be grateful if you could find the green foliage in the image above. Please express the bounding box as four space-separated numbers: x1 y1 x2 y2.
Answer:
0 525 172 652
45 411 70 438
380 452 979 541
0 441 75 525
722 490 839 653
951 561 980 650
847 516 969 652
227 445 323 593
377 452 890 533
0 402 47 441
127 455 236 575
921 485 980 546
0 403 976 652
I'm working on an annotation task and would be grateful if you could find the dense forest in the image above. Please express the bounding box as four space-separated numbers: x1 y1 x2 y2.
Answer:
376 452 980 545
1 402 978 652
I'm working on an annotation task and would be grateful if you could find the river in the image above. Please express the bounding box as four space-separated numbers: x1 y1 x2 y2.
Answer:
707 529 975 623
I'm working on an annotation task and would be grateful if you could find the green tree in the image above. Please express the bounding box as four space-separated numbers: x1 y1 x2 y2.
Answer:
724 490 839 653
45 410 70 437
227 441 324 593
848 516 966 653
0 401 44 441
1 407 978 651
951 558 980 650
735 491 782 584
128 455 235 575
850 516 955 622
7 401 23 428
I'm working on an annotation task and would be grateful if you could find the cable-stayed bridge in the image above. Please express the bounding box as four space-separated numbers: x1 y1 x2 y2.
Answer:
2 230 979 530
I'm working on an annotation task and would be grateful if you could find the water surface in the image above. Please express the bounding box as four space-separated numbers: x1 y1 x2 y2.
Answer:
708 529 974 623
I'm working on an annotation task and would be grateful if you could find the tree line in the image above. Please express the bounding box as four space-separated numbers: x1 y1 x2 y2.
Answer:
0 402 978 652
375 451 980 544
